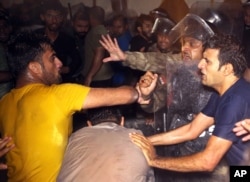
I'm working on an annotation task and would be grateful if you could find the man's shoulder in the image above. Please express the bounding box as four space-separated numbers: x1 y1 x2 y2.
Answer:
51 83 89 91
91 25 107 35
71 123 142 136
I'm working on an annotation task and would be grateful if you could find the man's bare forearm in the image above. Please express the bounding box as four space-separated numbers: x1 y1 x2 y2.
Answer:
150 152 211 172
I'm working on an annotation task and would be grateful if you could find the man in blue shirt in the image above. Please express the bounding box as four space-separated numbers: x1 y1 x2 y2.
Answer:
130 34 250 173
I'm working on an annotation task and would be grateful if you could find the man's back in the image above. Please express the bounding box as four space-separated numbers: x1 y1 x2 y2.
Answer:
57 122 155 182
0 83 90 182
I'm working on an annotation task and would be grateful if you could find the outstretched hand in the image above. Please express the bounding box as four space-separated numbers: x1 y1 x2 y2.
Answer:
129 132 156 166
0 136 15 170
233 119 250 142
99 34 127 62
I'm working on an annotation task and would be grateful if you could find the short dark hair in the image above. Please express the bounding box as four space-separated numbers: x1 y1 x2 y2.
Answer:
135 14 154 30
87 107 122 125
72 9 89 22
88 6 105 24
40 0 67 15
205 34 247 78
7 31 52 77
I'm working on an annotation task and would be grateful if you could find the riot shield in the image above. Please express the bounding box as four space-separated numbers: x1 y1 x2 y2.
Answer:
151 17 175 35
168 13 214 44
190 1 244 40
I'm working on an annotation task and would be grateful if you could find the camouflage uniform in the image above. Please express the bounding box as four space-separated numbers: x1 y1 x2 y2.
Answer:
122 51 229 181
123 51 181 74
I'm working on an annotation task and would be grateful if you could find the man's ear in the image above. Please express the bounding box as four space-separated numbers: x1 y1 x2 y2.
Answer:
28 62 42 74
120 116 124 126
223 63 234 76
87 120 92 127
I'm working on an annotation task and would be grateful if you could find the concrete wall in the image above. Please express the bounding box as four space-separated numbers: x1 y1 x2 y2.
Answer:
1 0 247 17
60 0 162 16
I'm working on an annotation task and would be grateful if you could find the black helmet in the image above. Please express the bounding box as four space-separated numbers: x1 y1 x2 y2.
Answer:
168 13 214 44
190 1 241 36
151 17 175 35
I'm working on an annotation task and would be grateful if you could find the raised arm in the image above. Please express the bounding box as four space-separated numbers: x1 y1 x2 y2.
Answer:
100 35 182 74
99 34 127 62
82 86 139 109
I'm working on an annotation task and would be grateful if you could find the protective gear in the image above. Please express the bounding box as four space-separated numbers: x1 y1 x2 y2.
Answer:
151 17 175 35
168 13 214 44
190 1 243 38
150 7 170 18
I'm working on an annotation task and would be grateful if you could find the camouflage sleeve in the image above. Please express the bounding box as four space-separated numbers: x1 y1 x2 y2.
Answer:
122 51 181 113
122 51 182 74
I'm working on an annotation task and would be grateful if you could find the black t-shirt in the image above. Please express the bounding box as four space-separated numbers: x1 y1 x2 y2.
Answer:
129 35 154 52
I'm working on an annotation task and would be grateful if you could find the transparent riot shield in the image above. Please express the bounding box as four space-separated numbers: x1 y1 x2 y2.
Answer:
152 13 215 135
190 1 244 40
151 17 175 35
168 13 214 44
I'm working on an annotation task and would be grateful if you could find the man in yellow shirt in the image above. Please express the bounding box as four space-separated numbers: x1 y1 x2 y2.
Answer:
0 32 143 181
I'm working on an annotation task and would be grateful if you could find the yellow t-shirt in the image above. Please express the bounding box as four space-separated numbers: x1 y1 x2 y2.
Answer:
0 83 90 182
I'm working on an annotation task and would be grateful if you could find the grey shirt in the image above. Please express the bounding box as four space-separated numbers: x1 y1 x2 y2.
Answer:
57 122 155 182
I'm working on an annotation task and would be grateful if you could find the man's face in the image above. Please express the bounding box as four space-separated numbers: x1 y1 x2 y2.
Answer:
73 19 89 38
111 19 127 37
0 19 12 43
181 37 203 62
40 45 63 85
198 48 224 89
141 20 153 38
157 33 171 51
41 10 64 32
